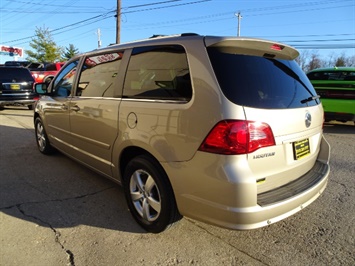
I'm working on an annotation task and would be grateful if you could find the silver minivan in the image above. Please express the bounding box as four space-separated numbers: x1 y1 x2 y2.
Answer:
34 34 330 233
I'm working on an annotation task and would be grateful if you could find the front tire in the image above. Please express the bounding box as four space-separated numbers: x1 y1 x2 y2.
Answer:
123 155 181 233
35 117 54 154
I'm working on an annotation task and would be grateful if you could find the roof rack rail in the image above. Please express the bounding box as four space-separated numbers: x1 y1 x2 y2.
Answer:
181 33 199 36
150 34 167 38
149 33 199 39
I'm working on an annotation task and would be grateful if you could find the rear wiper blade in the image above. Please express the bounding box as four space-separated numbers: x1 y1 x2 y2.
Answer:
266 59 318 101
301 95 320 104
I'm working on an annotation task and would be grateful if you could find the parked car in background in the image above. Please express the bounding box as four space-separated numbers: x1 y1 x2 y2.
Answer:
33 34 330 233
31 62 65 85
0 66 37 110
4 61 32 67
5 61 43 70
307 67 355 122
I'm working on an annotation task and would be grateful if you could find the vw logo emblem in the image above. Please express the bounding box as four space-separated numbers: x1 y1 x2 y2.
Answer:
305 112 312 128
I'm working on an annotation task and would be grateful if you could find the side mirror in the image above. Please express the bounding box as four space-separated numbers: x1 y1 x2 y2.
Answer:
34 83 48 94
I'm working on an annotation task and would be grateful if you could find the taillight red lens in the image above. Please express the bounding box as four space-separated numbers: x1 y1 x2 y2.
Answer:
198 120 275 155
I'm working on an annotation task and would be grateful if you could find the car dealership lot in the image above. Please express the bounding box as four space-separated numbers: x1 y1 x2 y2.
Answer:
1 107 354 266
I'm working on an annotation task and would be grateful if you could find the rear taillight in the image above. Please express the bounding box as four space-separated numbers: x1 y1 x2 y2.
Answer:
32 73 44 83
198 120 275 155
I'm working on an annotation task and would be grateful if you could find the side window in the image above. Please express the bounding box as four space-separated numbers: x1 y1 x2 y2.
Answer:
123 45 192 101
45 64 56 71
77 52 123 97
52 61 79 97
308 70 355 81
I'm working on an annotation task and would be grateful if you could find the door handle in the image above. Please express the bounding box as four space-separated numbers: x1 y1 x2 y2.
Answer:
71 105 80 112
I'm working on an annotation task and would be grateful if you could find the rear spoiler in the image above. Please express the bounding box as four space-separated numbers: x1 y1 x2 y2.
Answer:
204 37 299 60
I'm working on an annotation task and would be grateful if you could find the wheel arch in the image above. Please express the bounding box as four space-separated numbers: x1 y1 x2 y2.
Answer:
44 75 54 80
118 146 177 198
33 111 41 124
119 146 156 182
120 146 182 232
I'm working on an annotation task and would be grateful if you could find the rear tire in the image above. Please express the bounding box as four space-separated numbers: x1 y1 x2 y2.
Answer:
123 155 181 233
35 117 54 154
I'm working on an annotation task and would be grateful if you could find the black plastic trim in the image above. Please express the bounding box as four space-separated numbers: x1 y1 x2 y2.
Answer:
257 161 329 206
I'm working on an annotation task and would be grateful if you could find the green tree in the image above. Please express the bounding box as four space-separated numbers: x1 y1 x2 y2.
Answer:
25 26 62 63
61 44 80 61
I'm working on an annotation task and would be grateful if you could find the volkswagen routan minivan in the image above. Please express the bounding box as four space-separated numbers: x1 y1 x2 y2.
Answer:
34 34 330 233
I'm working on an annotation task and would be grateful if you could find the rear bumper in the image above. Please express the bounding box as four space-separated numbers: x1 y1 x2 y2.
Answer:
166 135 330 230
214 172 328 230
0 99 36 106
0 94 37 107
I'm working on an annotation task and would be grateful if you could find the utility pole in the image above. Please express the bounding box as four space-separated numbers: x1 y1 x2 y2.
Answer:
235 11 242 37
97 28 102 48
116 0 121 44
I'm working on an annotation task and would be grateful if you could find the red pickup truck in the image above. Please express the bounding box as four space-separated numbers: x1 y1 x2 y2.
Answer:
31 62 65 84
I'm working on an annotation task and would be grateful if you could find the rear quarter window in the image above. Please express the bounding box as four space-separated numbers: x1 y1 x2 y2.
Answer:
123 45 192 101
207 48 319 109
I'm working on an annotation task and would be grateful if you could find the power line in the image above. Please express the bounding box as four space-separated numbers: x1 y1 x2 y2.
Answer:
240 0 352 13
102 1 352 32
3 0 106 9
3 14 111 44
293 44 355 49
284 38 355 43
2 0 211 44
245 4 354 17
1 0 353 53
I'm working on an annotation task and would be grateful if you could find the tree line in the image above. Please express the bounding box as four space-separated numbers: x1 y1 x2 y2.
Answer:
296 50 355 73
25 27 80 63
25 26 355 72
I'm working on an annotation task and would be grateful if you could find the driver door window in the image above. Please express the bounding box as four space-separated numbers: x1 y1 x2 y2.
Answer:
52 60 79 97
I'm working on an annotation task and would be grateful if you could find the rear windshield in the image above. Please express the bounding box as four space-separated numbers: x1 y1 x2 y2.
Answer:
0 67 34 82
207 48 319 109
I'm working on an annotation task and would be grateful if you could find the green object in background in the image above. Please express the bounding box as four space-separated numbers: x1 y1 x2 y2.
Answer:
307 67 355 122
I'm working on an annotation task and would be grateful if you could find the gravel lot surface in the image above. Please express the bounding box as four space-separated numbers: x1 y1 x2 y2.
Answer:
1 107 354 266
